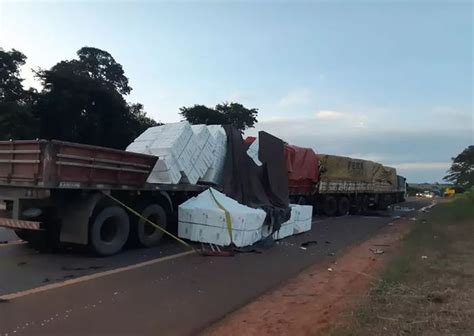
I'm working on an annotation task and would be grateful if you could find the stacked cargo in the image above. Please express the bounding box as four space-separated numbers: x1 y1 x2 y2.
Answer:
178 188 266 247
200 125 227 185
261 204 313 240
126 122 226 185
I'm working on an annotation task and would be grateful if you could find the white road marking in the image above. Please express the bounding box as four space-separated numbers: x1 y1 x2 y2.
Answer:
0 249 195 301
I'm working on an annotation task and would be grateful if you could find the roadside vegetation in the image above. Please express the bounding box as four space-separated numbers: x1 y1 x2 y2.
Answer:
327 192 474 336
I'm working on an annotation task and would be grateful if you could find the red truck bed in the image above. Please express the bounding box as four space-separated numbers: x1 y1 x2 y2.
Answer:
0 140 158 189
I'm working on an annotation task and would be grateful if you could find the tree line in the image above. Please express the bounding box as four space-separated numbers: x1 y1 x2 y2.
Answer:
0 47 258 149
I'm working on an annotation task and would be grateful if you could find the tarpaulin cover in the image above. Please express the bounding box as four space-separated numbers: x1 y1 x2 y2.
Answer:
222 127 290 230
284 145 319 195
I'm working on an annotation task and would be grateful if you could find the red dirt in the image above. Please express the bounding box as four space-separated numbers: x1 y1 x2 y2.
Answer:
202 219 413 336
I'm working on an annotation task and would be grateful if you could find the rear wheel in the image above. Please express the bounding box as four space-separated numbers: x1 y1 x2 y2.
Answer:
337 196 350 216
135 204 167 248
323 196 338 216
89 205 130 256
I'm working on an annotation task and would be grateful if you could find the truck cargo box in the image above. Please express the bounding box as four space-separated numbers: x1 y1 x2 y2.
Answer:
284 145 319 194
0 140 158 188
318 154 375 183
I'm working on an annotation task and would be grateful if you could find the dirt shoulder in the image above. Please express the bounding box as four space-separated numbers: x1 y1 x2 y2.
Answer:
202 215 415 336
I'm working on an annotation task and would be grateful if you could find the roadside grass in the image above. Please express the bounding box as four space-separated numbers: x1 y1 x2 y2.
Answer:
327 193 474 336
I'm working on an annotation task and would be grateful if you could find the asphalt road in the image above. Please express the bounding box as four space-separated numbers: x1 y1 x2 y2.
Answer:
0 198 430 336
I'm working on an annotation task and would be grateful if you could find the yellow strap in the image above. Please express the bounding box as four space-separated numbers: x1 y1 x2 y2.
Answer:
101 191 196 252
209 189 233 243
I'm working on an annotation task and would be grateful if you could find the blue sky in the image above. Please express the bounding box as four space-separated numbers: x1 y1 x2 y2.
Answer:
1 0 472 182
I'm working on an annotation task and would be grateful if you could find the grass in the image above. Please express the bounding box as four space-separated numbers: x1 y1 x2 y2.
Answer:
327 192 474 336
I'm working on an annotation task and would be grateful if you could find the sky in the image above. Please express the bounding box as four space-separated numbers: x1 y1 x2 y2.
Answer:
0 0 472 183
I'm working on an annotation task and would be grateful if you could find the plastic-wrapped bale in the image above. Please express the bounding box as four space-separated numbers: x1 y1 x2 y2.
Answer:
272 205 297 240
292 204 313 234
191 125 215 177
246 137 262 166
178 188 266 247
200 125 227 185
126 122 201 184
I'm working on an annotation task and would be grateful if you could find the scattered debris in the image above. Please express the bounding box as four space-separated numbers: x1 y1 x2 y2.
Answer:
328 252 336 256
392 215 401 219
62 275 75 280
299 246 307 250
327 268 333 272
421 255 428 260
0 298 10 303
61 265 104 271
42 278 50 283
325 241 331 244
409 217 417 221
300 240 318 248
369 248 385 255
17 261 27 266
233 247 263 254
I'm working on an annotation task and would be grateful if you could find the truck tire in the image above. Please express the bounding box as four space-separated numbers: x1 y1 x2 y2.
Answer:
135 204 167 248
89 206 130 256
337 196 350 216
323 196 338 216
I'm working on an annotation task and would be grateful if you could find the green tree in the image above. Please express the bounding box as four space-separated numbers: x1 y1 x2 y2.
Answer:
0 48 38 139
179 102 258 131
35 47 156 149
444 146 474 189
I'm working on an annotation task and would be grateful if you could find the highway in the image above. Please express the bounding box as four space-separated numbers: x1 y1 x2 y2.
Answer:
0 199 430 336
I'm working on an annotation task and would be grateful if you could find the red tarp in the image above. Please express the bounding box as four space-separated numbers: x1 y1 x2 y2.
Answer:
284 145 319 194
245 137 319 195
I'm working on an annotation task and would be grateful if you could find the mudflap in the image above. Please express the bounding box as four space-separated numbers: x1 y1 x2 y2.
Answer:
59 193 105 245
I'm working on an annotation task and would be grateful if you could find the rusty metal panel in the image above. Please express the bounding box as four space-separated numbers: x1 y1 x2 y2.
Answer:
0 140 158 188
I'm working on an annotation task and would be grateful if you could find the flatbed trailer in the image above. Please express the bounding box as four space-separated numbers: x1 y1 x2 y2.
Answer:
0 140 208 255
286 151 406 216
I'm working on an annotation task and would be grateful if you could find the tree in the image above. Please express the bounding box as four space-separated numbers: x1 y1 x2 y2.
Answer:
0 48 38 139
179 102 258 131
179 104 227 125
215 102 258 131
35 47 156 149
444 146 474 189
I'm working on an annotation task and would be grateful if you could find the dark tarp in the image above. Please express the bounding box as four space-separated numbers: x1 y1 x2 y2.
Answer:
222 126 290 231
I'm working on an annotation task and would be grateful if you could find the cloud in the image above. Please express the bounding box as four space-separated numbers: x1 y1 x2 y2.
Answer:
278 88 313 107
246 118 471 182
315 110 345 120
390 162 451 171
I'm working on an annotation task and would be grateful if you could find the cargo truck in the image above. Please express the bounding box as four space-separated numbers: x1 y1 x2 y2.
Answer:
285 149 406 215
0 140 206 256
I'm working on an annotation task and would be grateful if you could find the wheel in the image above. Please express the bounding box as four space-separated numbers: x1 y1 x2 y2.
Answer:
337 196 350 216
89 205 130 256
323 196 338 216
135 204 167 248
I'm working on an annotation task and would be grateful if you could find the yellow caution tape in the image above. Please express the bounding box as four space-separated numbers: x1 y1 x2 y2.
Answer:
101 191 196 252
209 188 233 243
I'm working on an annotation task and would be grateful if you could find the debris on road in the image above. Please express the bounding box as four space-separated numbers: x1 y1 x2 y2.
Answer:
421 255 428 260
300 240 318 248
328 267 333 272
61 265 104 271
369 248 385 255
328 252 336 256
17 261 27 266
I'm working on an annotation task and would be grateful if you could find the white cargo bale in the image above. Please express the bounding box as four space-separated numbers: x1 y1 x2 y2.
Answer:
293 204 313 234
200 125 227 185
247 138 262 166
178 188 266 247
273 206 297 240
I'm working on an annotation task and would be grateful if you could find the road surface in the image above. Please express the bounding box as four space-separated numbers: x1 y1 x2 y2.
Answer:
0 199 430 336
